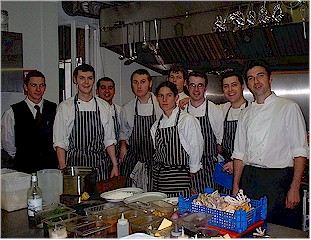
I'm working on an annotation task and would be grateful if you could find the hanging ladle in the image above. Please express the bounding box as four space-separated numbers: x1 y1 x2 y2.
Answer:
142 20 149 50
124 25 134 65
130 23 138 61
119 24 125 60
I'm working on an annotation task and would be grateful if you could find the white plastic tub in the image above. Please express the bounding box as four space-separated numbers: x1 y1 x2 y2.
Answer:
1 172 31 212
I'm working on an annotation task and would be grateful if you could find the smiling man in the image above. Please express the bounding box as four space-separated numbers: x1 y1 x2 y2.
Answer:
232 60 308 228
53 64 118 182
2 70 58 173
218 71 248 194
184 71 223 194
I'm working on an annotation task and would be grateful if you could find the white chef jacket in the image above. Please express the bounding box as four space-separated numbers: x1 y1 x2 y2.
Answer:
219 102 248 121
177 91 189 104
150 107 203 173
53 96 116 151
185 99 224 144
112 102 121 126
1 97 44 157
119 93 163 144
232 92 309 168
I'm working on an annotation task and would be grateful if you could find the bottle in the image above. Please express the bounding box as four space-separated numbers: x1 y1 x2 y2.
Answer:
27 173 43 228
117 213 129 238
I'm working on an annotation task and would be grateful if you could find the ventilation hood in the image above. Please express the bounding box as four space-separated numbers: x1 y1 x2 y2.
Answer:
99 1 309 74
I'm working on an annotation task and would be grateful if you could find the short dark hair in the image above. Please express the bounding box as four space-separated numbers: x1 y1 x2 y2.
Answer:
73 64 95 80
130 69 151 82
168 64 188 80
96 77 115 89
155 81 178 96
187 70 208 86
221 71 244 88
25 70 45 85
243 59 271 80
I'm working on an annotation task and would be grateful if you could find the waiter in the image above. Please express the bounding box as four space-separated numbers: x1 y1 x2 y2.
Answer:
218 71 248 194
53 64 118 181
151 81 203 197
119 69 162 191
185 71 223 194
2 70 58 173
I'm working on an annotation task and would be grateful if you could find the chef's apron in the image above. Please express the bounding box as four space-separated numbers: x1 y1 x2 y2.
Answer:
120 97 156 189
152 109 191 198
221 101 248 194
66 95 109 182
188 101 219 193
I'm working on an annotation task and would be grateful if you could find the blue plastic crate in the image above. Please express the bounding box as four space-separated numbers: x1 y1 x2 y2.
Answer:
178 188 267 233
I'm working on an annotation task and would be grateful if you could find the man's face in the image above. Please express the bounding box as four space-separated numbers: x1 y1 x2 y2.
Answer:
222 75 244 104
97 80 115 104
75 71 95 96
157 86 178 115
246 66 272 100
24 76 46 104
131 73 152 98
187 76 207 102
168 71 186 93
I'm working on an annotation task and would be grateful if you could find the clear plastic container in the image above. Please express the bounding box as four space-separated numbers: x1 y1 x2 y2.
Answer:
60 215 98 237
150 200 175 217
74 220 111 238
98 206 130 233
128 214 163 233
84 201 124 215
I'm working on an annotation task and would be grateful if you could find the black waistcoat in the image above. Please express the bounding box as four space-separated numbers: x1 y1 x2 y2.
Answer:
12 100 58 173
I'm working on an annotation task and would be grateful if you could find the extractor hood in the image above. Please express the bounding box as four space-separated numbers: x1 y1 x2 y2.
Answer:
99 1 309 74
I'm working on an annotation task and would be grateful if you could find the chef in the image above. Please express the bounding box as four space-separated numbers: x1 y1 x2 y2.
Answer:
184 71 223 194
168 64 190 104
151 81 203 197
53 64 118 181
119 69 162 191
218 71 248 194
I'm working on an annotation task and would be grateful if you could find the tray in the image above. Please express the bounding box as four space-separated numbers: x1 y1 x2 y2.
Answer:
84 202 124 216
124 192 167 204
178 189 267 233
100 187 143 202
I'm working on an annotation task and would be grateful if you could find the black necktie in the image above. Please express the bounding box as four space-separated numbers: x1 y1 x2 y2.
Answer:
34 105 42 126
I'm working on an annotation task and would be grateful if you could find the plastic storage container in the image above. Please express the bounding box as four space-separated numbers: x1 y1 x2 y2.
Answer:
178 192 267 233
1 172 31 212
61 215 98 237
84 202 124 216
97 206 130 233
150 200 175 217
128 214 163 233
74 220 111 238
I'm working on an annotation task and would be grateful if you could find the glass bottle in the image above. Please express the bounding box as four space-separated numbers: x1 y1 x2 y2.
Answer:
27 173 43 228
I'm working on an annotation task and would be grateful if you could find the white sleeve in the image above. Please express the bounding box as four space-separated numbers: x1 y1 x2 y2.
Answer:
1 108 16 157
53 102 70 151
231 112 246 161
209 101 224 144
119 105 132 143
101 103 117 149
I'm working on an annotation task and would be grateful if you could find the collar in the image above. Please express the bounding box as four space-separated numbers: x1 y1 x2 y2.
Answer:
136 92 154 104
162 106 179 120
253 92 276 106
25 97 44 109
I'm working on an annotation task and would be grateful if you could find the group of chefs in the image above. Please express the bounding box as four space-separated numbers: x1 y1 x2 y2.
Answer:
1 60 308 230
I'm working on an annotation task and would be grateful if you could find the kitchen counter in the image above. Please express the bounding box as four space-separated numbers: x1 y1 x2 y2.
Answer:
1 208 309 238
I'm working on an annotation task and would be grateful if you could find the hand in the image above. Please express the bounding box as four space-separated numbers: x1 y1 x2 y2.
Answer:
286 187 300 209
110 164 119 178
217 144 223 154
190 173 196 179
178 97 190 110
222 162 233 174
232 185 239 196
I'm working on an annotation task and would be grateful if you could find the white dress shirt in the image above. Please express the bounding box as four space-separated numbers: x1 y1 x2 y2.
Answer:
1 97 44 157
219 101 248 121
186 99 224 144
232 92 309 168
53 96 116 151
119 93 163 143
150 107 203 173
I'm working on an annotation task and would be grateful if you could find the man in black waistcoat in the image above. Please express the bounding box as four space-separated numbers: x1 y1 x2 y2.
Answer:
1 70 58 173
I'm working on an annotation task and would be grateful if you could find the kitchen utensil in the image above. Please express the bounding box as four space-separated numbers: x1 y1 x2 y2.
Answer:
142 20 149 50
124 25 134 65
119 24 125 60
130 23 137 61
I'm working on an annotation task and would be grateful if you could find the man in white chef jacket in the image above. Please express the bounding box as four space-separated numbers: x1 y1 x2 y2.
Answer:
232 59 308 229
53 64 118 182
168 64 189 104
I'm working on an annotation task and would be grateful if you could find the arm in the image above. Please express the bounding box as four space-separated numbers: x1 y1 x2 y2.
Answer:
106 144 119 177
178 97 190 110
56 146 66 169
232 158 244 196
1 108 16 157
286 156 307 209
209 101 224 145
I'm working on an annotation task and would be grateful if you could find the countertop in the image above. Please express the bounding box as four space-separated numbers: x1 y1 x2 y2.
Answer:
1 208 309 238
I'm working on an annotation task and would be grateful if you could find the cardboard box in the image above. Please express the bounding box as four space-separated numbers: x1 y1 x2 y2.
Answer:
1 172 31 212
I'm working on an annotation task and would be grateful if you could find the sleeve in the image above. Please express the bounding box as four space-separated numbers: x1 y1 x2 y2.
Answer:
286 103 309 158
231 112 246 161
180 115 203 173
102 104 117 149
150 121 158 149
1 108 16 157
53 102 69 151
119 104 132 143
209 101 224 144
